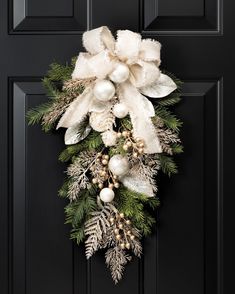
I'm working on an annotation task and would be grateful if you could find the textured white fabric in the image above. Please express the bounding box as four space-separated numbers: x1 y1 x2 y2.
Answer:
139 39 161 65
60 26 178 153
83 26 115 54
129 60 160 88
118 82 162 153
115 30 141 63
57 87 94 129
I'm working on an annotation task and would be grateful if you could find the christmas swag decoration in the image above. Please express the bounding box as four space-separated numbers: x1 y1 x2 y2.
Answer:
27 26 183 283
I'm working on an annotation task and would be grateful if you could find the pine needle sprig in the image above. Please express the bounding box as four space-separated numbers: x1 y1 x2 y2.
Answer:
158 154 178 176
84 203 114 258
105 246 132 284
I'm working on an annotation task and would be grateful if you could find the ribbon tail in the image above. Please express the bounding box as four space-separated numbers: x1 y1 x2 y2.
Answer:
118 82 162 154
56 87 93 129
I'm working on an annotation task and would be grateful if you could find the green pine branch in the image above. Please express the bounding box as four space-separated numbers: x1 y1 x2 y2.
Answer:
154 105 183 132
116 187 159 236
65 185 97 245
59 131 103 163
158 154 178 176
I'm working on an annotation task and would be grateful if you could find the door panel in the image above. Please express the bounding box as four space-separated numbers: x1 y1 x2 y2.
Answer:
1 0 231 293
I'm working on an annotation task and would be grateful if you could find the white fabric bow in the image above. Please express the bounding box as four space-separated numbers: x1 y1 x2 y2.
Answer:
57 26 177 153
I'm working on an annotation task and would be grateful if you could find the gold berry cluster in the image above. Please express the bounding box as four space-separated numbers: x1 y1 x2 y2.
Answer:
117 130 145 158
110 212 135 250
90 152 120 190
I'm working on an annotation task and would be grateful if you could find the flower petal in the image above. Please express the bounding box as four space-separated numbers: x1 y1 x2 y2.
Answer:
129 60 160 88
140 73 177 98
139 39 161 65
83 26 115 54
115 30 141 63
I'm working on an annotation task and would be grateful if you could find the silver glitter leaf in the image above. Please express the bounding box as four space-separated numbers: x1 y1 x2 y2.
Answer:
65 118 91 145
120 173 154 197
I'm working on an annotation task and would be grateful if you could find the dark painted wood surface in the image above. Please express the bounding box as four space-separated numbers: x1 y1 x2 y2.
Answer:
0 0 233 293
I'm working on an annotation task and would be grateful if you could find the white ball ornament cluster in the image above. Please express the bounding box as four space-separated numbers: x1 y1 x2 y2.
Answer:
108 154 130 176
109 63 130 83
113 103 128 118
93 80 115 101
100 187 115 203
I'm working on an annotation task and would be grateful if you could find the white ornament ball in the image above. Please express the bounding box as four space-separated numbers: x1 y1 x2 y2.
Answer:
108 155 129 176
113 103 129 118
100 188 115 202
93 80 115 101
102 130 117 147
109 63 130 83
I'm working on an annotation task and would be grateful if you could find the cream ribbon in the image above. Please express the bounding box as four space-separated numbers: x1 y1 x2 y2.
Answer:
57 26 177 153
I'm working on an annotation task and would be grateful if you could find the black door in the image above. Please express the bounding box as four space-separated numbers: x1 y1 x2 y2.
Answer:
0 0 233 293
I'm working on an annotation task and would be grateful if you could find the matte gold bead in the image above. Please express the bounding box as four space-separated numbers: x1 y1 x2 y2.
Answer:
127 230 131 235
125 243 130 249
104 155 109 160
122 131 128 137
126 141 132 147
97 152 102 157
116 234 121 240
130 235 135 240
139 142 144 148
101 171 107 177
109 183 114 189
114 228 119 234
114 182 120 188
138 148 144 154
126 220 131 225
117 132 122 138
98 183 104 189
123 144 129 151
110 217 115 223
102 159 108 165
119 212 124 218
118 223 123 229
120 243 125 249
92 178 98 184
133 152 138 158
113 175 118 180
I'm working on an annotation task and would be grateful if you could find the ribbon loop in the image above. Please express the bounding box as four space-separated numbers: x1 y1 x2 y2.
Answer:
83 26 115 55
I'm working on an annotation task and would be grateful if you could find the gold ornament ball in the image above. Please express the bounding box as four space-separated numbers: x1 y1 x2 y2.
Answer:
123 144 129 151
127 141 132 147
133 152 138 158
138 148 144 154
122 131 128 137
92 178 98 184
119 212 125 218
114 228 119 234
125 243 130 249
102 159 108 165
98 183 104 189
130 235 135 240
101 171 107 177
116 234 121 240
127 230 131 235
114 182 120 188
117 132 122 138
118 223 123 229
110 217 115 223
120 243 125 249
126 220 131 225
104 155 109 160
